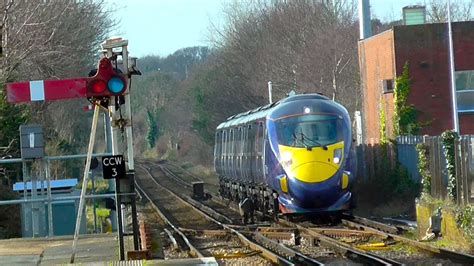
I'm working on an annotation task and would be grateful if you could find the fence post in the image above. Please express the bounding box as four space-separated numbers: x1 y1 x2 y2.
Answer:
460 136 470 205
428 137 437 198
469 135 472 204
454 137 462 205
432 136 444 199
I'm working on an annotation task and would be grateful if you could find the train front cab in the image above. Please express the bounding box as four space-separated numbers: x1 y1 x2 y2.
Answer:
267 106 353 214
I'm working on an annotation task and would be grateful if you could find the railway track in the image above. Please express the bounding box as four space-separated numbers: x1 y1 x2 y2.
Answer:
138 160 474 265
135 164 296 265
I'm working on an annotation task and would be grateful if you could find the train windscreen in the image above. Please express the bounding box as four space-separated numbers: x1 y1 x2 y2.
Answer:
275 114 343 148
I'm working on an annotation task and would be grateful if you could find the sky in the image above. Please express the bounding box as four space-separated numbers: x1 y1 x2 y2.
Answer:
104 0 430 58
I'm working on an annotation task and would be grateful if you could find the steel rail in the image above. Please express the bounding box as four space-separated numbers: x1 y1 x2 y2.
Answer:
165 160 203 182
156 163 407 265
148 161 474 265
138 164 293 265
184 195 235 224
342 219 474 265
163 228 179 250
278 219 402 265
159 165 374 265
135 165 204 258
300 226 402 266
158 167 294 265
159 164 240 224
253 231 325 265
346 215 399 234
158 165 193 188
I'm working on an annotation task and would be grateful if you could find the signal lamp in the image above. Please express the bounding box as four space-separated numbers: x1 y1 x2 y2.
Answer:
91 80 107 94
108 76 125 94
86 57 128 98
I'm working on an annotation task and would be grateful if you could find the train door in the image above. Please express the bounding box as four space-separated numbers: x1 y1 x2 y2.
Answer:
222 129 228 178
229 128 235 179
242 124 249 183
235 127 242 179
248 124 256 183
262 124 268 181
214 131 220 173
226 129 232 179
256 121 264 180
238 126 245 182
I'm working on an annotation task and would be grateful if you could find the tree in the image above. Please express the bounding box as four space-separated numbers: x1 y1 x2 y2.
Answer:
426 0 473 23
146 110 158 148
0 0 115 156
208 0 360 114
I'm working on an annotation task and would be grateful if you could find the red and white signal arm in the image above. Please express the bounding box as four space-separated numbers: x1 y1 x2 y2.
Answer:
5 57 128 103
6 78 88 103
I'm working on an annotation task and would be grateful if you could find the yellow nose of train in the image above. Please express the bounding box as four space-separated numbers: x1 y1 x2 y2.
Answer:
279 141 344 183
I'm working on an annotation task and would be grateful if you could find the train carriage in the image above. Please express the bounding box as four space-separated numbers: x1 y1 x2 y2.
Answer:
214 93 355 216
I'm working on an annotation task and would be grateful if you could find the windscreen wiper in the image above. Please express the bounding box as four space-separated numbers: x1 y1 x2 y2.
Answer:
292 132 311 150
300 132 328 150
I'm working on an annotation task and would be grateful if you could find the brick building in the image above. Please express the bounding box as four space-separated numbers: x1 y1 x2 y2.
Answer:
359 21 474 143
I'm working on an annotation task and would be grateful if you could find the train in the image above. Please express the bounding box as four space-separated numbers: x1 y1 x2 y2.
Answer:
213 93 355 217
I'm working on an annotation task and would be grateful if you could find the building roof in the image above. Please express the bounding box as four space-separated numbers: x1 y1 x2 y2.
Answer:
13 178 78 192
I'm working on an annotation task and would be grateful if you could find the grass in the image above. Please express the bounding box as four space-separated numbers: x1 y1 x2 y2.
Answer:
391 242 420 255
86 204 111 233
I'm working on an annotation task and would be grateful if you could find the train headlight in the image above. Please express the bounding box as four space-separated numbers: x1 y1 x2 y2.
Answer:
280 151 293 166
333 148 343 164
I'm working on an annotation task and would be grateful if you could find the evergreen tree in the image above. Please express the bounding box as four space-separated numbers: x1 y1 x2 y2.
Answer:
146 110 158 148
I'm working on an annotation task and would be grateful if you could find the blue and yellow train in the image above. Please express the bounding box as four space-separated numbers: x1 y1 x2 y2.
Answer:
214 93 355 216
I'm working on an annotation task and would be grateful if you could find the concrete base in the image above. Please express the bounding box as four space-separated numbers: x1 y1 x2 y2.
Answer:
0 234 218 265
0 234 122 265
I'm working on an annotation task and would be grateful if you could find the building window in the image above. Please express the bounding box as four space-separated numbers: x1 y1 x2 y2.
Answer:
455 70 474 113
381 79 394 93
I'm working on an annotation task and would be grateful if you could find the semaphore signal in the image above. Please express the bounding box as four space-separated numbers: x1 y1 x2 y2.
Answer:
5 57 127 103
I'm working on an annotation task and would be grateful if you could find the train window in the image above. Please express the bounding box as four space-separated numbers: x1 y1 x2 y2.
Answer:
214 132 220 156
256 122 264 152
235 127 242 156
275 114 343 148
222 130 227 155
229 129 234 155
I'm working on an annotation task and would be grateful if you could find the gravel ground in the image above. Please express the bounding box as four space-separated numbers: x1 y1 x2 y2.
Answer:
136 165 275 264
136 166 220 230
188 232 272 265
265 234 361 265
326 231 463 265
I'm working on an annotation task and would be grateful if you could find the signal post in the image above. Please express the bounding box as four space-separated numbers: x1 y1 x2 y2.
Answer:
5 37 140 262
101 38 140 260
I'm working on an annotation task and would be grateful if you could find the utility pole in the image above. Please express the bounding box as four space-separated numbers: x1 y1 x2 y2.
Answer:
447 0 459 133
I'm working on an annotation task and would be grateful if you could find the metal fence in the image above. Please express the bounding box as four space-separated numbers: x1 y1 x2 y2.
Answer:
396 135 474 205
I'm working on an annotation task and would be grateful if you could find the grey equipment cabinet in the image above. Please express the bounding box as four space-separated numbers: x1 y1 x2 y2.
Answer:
20 124 45 159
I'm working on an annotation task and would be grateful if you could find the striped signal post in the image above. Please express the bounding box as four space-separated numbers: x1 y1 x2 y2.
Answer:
101 37 140 260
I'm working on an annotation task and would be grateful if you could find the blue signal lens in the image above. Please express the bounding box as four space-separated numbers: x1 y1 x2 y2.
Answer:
108 76 125 94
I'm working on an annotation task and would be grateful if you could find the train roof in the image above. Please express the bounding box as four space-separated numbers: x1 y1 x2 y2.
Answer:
216 101 279 130
216 93 330 130
279 93 329 102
